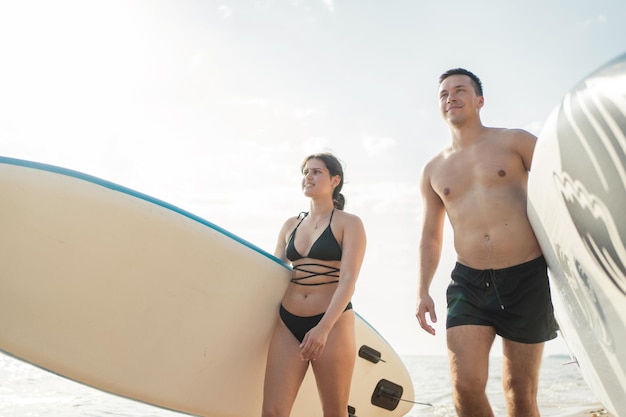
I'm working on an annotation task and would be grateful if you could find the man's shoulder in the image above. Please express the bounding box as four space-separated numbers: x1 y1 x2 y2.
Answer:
423 147 451 170
488 127 536 140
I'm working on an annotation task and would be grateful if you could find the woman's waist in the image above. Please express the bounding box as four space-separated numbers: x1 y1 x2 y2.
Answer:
281 289 335 316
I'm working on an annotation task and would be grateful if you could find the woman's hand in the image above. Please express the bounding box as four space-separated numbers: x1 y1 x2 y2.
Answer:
299 325 329 361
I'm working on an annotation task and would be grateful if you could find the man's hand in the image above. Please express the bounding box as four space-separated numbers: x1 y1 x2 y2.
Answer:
416 294 437 336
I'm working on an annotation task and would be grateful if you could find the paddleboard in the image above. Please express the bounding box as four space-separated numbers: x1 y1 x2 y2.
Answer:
528 52 626 417
0 156 414 417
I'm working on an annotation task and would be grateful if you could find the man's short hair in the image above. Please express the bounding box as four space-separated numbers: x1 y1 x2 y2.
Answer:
439 68 483 97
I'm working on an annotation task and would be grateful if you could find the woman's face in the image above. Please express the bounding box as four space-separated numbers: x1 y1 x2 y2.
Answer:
301 158 337 198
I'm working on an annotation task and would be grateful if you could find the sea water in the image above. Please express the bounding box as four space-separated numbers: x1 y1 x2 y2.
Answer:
403 355 608 417
0 353 610 416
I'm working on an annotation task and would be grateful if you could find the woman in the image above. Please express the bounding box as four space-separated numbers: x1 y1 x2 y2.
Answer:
262 153 366 417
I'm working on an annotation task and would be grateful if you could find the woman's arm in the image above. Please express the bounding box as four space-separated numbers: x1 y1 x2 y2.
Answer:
273 217 296 263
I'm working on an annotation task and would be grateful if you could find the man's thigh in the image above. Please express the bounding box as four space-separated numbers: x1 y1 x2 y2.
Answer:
447 325 496 387
501 339 544 395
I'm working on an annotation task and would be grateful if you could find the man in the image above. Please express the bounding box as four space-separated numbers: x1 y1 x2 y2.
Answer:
415 68 558 417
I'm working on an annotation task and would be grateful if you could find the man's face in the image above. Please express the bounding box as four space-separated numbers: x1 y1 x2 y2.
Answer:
438 74 484 124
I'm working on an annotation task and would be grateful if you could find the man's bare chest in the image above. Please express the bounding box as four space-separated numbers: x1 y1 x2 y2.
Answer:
432 149 522 201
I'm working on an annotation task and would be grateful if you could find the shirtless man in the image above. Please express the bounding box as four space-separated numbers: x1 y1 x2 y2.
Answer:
416 68 558 417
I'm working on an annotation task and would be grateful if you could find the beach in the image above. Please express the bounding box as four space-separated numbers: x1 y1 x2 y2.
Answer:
0 352 612 416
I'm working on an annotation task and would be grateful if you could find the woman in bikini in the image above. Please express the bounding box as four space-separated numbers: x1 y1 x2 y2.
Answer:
262 153 366 417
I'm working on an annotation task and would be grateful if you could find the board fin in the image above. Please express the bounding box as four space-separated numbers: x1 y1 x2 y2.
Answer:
371 378 403 410
358 345 386 363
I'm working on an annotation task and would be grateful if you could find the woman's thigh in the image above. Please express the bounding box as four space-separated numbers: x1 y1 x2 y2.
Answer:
262 320 310 415
311 312 356 412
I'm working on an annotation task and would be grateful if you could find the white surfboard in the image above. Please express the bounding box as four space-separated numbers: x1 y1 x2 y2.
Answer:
528 53 626 417
0 156 414 417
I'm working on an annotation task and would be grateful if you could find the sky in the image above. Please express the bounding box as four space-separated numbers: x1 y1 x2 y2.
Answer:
1 0 625 359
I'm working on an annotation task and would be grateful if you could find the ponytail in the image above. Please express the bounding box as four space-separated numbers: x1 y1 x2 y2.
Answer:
334 192 345 210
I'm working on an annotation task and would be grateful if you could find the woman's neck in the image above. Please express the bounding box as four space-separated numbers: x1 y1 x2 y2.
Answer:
308 199 335 218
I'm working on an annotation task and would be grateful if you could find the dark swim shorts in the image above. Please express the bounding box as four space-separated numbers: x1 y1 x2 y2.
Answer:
446 256 559 344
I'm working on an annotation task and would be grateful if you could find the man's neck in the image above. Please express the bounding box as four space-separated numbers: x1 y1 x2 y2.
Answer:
449 119 486 149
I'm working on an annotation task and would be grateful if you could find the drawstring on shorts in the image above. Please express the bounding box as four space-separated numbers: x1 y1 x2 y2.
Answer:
485 269 505 310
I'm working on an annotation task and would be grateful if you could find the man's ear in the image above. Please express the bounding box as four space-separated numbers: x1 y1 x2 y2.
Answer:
477 95 485 110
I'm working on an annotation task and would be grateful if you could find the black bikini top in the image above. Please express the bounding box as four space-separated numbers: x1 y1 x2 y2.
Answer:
285 210 342 286
286 210 342 262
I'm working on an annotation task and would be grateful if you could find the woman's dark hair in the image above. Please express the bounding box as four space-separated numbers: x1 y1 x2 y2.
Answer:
300 153 345 210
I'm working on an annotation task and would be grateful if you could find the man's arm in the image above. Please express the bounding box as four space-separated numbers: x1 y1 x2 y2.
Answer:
416 163 447 335
507 128 538 171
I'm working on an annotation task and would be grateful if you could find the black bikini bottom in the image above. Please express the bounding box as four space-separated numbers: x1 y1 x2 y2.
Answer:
279 302 353 343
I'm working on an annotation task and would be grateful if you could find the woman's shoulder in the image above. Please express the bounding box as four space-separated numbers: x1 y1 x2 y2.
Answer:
279 213 304 233
284 212 304 225
334 210 364 228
